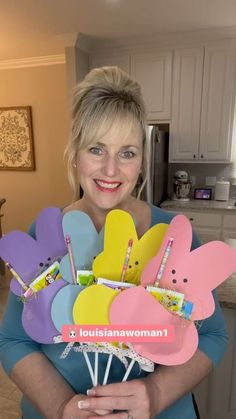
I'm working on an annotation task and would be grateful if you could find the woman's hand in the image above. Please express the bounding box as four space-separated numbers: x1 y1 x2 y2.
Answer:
61 394 112 418
78 376 158 419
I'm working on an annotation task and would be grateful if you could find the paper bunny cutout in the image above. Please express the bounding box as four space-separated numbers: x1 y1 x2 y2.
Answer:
93 209 168 284
51 284 85 333
109 286 198 365
22 279 67 343
141 214 236 320
60 211 104 283
0 207 67 296
0 207 69 343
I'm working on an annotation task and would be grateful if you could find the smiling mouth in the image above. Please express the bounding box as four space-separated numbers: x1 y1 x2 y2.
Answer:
94 179 122 192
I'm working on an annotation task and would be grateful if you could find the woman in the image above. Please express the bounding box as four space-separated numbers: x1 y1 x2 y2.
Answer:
0 66 228 419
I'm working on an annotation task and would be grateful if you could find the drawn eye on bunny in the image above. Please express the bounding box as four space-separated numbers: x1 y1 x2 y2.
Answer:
141 214 236 320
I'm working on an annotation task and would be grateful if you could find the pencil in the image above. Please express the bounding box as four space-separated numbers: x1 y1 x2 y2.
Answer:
65 235 77 284
154 237 174 287
6 262 29 291
120 238 133 282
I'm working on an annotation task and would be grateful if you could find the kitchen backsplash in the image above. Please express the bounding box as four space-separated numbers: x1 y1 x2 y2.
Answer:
167 162 236 199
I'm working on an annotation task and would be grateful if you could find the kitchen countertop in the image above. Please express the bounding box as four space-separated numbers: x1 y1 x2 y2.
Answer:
160 199 236 212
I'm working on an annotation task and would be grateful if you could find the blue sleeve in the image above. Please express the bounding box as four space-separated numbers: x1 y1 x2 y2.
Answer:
0 292 42 375
0 220 42 375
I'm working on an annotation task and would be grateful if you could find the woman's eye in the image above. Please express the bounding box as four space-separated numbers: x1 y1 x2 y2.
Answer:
120 150 135 159
88 147 103 155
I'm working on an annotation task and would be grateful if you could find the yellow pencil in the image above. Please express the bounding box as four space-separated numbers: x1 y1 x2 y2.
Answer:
6 262 29 291
120 239 133 282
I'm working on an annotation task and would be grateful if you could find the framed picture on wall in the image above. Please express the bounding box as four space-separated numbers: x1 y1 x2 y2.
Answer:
0 106 35 171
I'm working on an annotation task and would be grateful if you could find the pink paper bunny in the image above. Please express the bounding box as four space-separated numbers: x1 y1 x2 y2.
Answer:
141 214 236 320
109 215 236 365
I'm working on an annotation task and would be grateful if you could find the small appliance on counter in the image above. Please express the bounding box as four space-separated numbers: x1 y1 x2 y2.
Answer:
172 170 192 201
214 180 230 201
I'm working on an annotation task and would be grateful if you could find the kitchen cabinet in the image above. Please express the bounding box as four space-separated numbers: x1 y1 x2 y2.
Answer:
130 51 172 121
165 208 222 243
222 214 236 240
89 50 172 122
160 202 236 243
169 41 236 163
194 307 236 419
90 54 130 74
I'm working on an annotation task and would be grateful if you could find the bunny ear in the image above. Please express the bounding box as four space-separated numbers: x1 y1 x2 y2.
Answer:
180 241 236 320
35 207 66 257
60 211 104 283
189 241 236 290
93 209 138 281
124 223 168 284
0 231 48 295
141 215 193 287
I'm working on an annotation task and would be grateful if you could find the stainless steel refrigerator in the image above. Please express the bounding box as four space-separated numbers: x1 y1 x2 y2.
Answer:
144 124 169 205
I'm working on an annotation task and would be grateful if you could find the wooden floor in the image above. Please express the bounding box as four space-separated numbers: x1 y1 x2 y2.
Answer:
0 274 22 419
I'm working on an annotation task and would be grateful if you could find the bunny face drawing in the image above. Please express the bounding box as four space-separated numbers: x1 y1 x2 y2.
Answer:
93 209 168 284
0 207 68 343
59 210 104 283
141 215 236 320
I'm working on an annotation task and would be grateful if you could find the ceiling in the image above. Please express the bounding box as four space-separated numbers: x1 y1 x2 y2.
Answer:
1 0 236 60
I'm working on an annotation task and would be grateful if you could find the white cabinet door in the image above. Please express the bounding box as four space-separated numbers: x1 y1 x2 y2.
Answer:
194 227 222 243
194 308 236 419
131 51 172 121
200 42 236 162
169 47 203 162
170 41 236 163
90 55 130 74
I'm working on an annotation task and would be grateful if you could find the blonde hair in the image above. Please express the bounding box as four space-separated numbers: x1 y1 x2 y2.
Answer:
65 66 148 200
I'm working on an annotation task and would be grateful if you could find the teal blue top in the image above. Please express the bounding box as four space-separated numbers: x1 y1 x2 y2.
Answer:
0 205 228 419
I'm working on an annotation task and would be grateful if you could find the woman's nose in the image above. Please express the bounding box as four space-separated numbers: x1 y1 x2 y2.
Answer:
101 155 120 177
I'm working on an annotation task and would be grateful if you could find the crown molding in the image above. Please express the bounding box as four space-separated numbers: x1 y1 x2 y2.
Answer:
0 54 65 70
77 26 236 54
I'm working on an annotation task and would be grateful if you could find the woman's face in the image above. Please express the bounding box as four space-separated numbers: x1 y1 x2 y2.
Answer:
76 122 143 211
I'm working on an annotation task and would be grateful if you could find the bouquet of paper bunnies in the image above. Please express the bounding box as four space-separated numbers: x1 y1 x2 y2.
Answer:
0 207 236 386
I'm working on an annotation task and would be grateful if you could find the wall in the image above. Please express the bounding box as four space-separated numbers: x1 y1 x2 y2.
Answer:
0 63 72 233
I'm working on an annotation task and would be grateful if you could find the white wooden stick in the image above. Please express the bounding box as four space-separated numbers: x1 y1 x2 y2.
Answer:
83 352 95 386
94 352 99 386
103 354 113 385
122 359 136 382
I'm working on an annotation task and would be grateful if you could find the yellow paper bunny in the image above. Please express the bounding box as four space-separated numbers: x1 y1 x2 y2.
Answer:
93 209 168 285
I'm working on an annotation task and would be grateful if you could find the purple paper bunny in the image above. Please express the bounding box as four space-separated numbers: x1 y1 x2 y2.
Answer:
0 207 68 343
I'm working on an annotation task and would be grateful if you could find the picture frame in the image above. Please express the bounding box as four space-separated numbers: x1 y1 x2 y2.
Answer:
0 106 35 171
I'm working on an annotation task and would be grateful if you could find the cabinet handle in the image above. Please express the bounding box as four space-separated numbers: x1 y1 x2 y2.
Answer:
200 154 204 159
193 154 196 159
189 217 194 221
